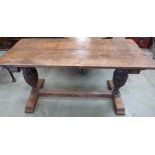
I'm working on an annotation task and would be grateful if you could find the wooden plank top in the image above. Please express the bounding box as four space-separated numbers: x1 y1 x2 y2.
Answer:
0 38 155 69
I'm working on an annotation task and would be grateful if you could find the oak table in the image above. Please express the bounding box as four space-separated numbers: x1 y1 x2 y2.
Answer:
0 38 155 115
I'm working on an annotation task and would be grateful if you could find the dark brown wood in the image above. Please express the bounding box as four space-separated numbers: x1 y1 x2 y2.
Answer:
23 68 38 89
128 69 141 74
7 67 20 72
107 80 125 115
112 69 128 96
0 38 155 69
0 37 20 50
126 37 152 48
25 79 44 113
0 38 9 49
39 89 112 98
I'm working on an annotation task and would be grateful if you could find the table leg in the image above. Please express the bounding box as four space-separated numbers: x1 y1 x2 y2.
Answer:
5 67 16 82
107 69 128 115
23 68 44 113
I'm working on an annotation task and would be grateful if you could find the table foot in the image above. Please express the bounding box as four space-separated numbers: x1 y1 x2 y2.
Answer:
25 79 45 113
107 80 125 115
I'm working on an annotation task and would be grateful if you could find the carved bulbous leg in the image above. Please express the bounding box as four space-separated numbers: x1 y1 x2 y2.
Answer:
106 69 129 115
112 69 128 96
23 68 38 91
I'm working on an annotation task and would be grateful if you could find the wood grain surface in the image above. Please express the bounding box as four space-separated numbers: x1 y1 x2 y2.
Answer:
0 38 154 69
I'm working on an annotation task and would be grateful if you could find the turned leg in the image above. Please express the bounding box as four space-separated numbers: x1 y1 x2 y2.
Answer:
23 68 38 90
23 68 44 113
107 69 128 115
112 69 128 96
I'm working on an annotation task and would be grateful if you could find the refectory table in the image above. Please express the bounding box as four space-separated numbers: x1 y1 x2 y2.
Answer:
0 38 155 115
